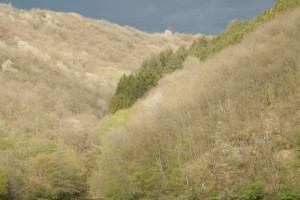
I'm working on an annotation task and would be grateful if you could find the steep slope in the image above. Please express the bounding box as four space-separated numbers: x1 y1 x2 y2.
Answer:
92 6 300 200
0 4 198 200
109 0 300 114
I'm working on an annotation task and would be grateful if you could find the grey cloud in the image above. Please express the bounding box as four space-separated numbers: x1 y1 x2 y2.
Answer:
1 0 277 34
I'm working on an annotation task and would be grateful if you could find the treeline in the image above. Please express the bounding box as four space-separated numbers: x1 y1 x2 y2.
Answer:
189 0 300 60
109 0 300 113
109 48 187 112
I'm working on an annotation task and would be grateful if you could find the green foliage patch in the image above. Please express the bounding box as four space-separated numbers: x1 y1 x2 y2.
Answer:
243 180 264 200
100 109 130 133
276 187 298 200
184 184 200 200
0 168 8 197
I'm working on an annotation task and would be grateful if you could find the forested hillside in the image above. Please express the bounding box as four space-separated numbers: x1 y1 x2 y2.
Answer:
1 0 300 199
0 4 196 200
92 1 300 199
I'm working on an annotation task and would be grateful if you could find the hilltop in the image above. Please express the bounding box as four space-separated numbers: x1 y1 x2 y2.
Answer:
0 4 198 115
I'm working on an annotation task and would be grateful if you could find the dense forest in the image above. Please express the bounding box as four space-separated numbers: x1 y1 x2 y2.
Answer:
0 0 300 199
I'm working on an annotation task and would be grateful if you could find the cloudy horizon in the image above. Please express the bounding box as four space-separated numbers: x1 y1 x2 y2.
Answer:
0 0 277 34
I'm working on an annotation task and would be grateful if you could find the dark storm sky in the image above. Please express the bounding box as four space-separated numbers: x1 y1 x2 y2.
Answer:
0 0 277 34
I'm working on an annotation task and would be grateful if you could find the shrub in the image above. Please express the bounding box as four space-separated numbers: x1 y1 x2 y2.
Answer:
131 167 160 195
243 180 264 200
276 187 298 200
105 188 136 200
184 184 200 200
